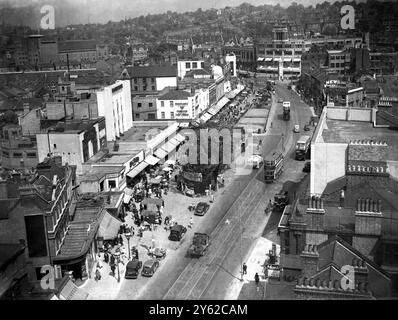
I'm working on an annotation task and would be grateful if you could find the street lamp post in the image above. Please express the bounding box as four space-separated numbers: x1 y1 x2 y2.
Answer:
114 252 121 283
125 232 131 260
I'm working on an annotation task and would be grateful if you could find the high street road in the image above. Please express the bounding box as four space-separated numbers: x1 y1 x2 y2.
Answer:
117 81 314 300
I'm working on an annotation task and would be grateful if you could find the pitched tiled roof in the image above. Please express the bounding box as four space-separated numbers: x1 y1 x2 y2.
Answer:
58 40 97 52
125 65 177 78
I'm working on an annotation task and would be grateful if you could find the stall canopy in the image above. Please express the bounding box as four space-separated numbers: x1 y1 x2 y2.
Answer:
154 148 168 159
174 134 186 143
98 211 122 241
144 154 161 166
160 139 178 154
127 161 148 179
201 113 212 122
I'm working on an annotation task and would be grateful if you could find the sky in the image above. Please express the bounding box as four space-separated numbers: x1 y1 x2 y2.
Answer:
0 0 371 26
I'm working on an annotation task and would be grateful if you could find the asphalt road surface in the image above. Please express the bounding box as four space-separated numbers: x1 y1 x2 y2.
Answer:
117 81 313 300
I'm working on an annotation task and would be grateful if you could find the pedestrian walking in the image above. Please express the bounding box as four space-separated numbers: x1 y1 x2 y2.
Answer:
110 264 116 277
243 263 247 275
255 273 260 286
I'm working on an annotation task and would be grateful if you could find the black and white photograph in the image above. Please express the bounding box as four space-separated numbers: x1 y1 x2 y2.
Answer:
0 0 397 306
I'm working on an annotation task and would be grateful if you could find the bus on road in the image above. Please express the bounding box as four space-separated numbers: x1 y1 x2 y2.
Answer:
264 151 284 183
295 135 311 160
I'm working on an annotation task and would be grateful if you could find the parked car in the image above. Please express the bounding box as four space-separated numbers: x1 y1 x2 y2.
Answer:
168 224 187 241
304 124 310 131
125 259 142 279
194 202 210 216
294 124 300 133
141 259 160 277
303 161 311 173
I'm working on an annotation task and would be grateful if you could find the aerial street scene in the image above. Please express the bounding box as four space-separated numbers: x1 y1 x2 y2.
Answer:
0 0 398 307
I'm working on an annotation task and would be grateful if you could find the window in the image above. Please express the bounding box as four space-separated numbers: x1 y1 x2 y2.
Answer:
143 86 147 91
13 152 23 158
192 62 197 68
134 79 138 84
170 112 174 119
201 62 205 68
108 180 116 189
161 101 164 107
135 113 140 118
149 102 153 108
170 101 174 108
53 144 57 149
2 151 9 158
143 78 147 83
100 180 104 192
137 103 142 108
134 86 138 91
152 86 155 91
151 77 155 83
148 113 156 120
185 62 191 69
27 152 36 158
161 112 165 119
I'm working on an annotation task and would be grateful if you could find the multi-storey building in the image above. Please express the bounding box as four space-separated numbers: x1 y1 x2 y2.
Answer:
96 80 133 142
36 118 107 174
256 26 307 80
326 49 351 75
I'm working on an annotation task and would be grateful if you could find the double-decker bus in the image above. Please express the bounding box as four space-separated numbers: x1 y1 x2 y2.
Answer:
264 151 284 183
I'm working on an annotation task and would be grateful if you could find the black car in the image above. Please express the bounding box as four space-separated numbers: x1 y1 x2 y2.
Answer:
194 202 210 216
304 124 311 131
303 161 311 173
168 224 187 241
125 259 142 279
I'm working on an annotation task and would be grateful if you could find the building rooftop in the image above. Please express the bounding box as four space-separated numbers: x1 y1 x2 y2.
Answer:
45 117 105 134
321 119 398 160
124 65 177 78
158 89 192 100
81 166 124 182
58 40 97 52
118 124 168 143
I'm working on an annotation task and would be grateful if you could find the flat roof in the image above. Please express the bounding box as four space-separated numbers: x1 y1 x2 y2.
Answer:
119 125 168 143
45 118 105 134
321 119 398 160
81 166 124 181
86 150 134 165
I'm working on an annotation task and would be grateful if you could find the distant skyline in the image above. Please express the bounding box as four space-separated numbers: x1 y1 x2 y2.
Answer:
0 0 371 26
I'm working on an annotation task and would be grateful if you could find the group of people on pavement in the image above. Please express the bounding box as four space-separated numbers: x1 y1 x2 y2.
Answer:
242 262 260 288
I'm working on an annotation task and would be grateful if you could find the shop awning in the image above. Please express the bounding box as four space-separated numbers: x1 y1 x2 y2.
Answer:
265 58 273 62
174 133 186 143
123 193 132 204
126 161 148 179
144 154 161 166
226 91 237 99
98 211 122 241
257 57 265 62
161 139 178 154
283 58 292 62
154 148 168 159
201 112 212 122
293 58 301 62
